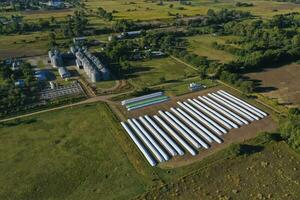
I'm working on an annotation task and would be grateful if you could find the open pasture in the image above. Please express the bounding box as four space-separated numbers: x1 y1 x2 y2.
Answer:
85 0 300 20
0 9 73 22
186 34 237 63
85 0 209 21
246 63 300 108
0 32 49 59
128 57 198 88
0 103 157 200
137 140 300 200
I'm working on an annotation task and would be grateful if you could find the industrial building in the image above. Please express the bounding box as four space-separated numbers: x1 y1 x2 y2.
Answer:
71 46 110 83
121 90 268 166
48 49 63 68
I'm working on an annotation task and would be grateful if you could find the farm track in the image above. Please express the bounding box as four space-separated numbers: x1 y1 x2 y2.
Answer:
0 91 127 123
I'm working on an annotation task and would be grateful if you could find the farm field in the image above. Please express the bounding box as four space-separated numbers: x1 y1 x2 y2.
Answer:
186 35 237 63
0 100 297 200
128 57 198 88
137 140 300 200
0 103 157 200
85 0 300 20
0 32 49 59
246 63 300 108
0 9 73 22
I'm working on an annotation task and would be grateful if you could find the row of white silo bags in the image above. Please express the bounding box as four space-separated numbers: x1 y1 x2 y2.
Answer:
217 90 267 118
208 93 258 121
208 91 267 121
175 100 228 144
120 90 267 166
122 113 200 166
121 92 163 106
121 122 157 166
177 101 223 136
198 96 248 125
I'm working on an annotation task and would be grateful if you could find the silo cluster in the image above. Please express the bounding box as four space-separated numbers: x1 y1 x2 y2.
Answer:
72 47 110 83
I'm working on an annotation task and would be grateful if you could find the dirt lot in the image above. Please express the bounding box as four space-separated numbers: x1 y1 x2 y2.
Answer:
246 63 300 108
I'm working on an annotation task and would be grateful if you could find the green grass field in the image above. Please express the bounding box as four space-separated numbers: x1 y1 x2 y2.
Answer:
0 103 157 200
84 0 300 20
186 34 237 63
0 32 49 59
128 57 199 88
152 77 218 97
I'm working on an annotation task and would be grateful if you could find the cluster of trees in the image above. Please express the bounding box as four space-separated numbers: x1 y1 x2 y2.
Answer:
112 19 164 32
0 9 91 37
235 2 254 7
0 0 49 11
0 15 54 35
0 62 39 117
96 7 113 21
280 108 300 152
61 10 88 37
182 9 252 28
221 13 300 72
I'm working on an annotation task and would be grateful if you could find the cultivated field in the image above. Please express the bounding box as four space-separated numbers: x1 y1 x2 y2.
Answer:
128 57 199 88
186 35 237 63
246 63 300 108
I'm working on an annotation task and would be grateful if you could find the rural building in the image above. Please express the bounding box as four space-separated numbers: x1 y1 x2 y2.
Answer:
189 83 203 91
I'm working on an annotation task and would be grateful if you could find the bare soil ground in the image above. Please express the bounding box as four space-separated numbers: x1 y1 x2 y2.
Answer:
246 63 300 108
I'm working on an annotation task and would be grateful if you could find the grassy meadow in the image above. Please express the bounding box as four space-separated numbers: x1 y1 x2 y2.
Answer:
128 57 199 88
186 34 237 63
137 140 300 200
0 103 157 200
0 32 49 59
85 0 300 20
